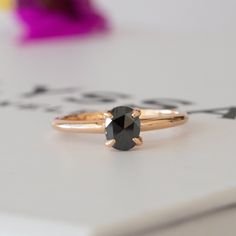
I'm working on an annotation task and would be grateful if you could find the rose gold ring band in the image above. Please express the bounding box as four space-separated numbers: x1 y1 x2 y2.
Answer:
52 109 188 133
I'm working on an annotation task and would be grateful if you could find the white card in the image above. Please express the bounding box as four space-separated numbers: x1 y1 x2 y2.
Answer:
0 16 236 235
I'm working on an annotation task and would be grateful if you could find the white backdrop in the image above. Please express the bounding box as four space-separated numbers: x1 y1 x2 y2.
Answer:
97 0 236 32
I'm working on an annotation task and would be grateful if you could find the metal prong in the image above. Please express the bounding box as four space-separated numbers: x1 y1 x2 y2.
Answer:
132 109 141 118
104 111 113 119
105 139 116 147
133 137 143 146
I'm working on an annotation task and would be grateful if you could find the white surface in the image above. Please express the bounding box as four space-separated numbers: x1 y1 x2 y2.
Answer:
0 12 236 235
147 205 236 236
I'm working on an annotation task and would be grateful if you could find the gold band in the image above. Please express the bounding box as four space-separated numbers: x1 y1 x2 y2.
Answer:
52 109 188 133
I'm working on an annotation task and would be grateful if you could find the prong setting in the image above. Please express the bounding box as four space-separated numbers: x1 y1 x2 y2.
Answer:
132 108 141 118
104 111 113 119
105 106 141 151
133 137 143 146
105 139 116 147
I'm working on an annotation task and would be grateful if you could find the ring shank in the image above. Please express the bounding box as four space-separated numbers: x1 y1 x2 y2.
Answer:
52 109 188 133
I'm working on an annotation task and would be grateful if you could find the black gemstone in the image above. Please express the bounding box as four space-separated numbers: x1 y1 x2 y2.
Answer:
105 106 141 151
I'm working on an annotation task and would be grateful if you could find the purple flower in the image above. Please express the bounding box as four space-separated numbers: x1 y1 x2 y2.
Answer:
16 0 108 40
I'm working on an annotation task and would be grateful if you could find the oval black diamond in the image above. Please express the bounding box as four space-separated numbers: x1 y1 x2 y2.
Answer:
105 106 141 151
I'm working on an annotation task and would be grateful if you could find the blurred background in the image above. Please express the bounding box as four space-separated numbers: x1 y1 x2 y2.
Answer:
99 0 236 32
0 0 235 126
1 0 236 34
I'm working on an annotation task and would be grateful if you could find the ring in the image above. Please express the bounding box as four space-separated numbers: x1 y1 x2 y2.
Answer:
52 106 188 151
